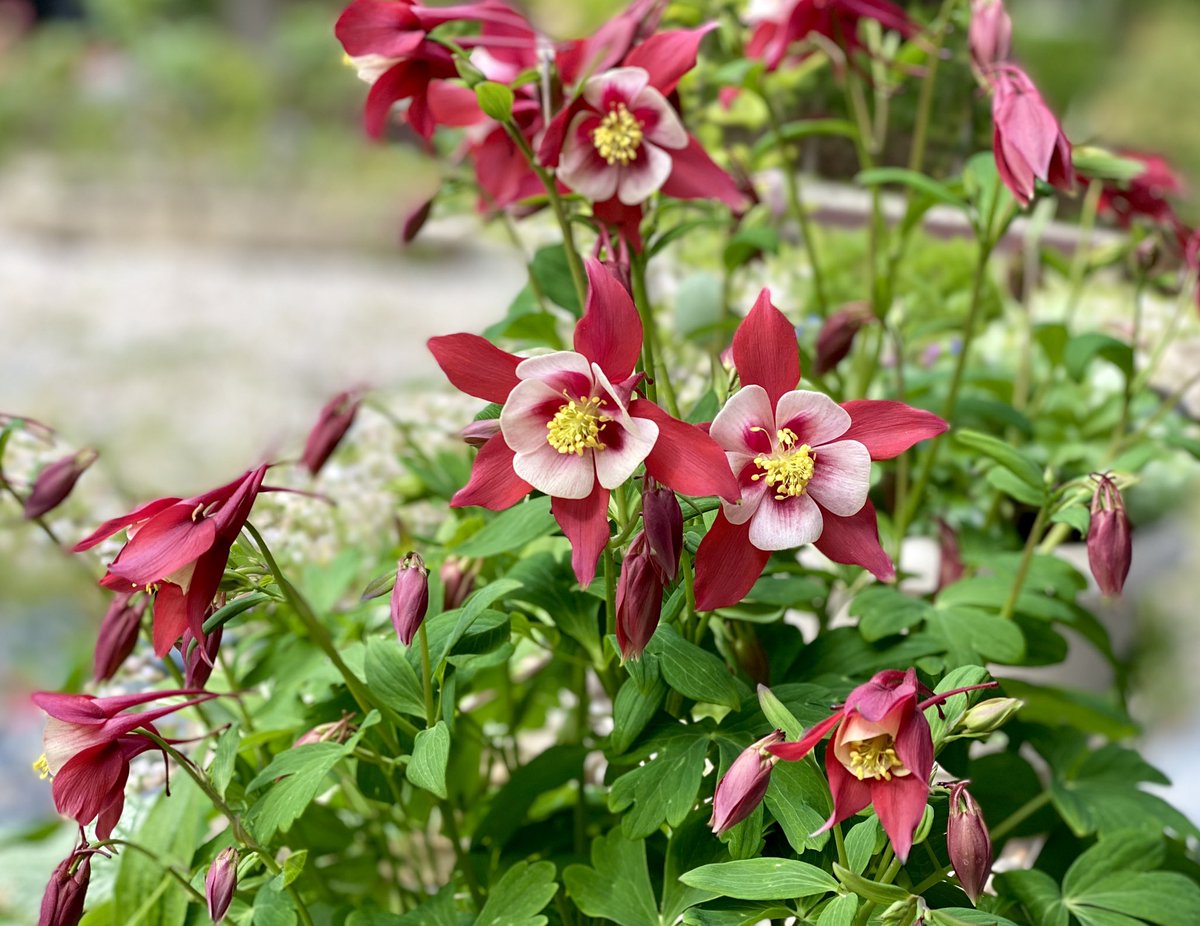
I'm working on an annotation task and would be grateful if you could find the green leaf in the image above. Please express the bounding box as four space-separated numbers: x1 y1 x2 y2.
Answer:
662 814 723 924
610 734 708 838
856 167 967 208
833 864 912 905
757 685 804 740
954 430 1044 493
723 226 779 271
1071 146 1149 182
680 859 838 901
996 869 1067 926
474 745 587 849
750 118 857 160
407 721 451 799
648 624 741 710
247 741 356 840
475 81 514 121
365 637 426 717
850 586 932 642
530 245 581 314
816 893 858 926
1062 830 1164 896
764 758 831 854
434 577 522 667
253 879 297 926
1068 872 1200 926
454 497 555 557
475 861 558 926
987 466 1048 506
1002 679 1138 739
612 677 667 754
507 553 603 663
564 829 659 926
275 850 308 889
926 665 991 745
927 606 1025 664
1064 333 1134 382
927 909 1021 926
209 722 240 798
843 817 883 874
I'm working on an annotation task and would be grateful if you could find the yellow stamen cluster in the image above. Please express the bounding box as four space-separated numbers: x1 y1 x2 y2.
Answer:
752 428 816 500
33 754 51 780
592 103 644 166
547 396 610 455
845 734 907 781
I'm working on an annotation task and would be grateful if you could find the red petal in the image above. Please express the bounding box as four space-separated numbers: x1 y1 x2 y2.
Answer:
630 399 739 501
429 333 521 404
185 547 231 643
537 100 582 169
575 259 643 381
894 709 934 782
821 750 873 830
552 484 611 587
52 742 127 825
152 583 190 657
451 435 532 510
768 711 844 761
660 136 751 212
870 774 929 863
335 0 422 57
73 496 182 552
622 25 716 96
838 400 947 461
813 500 895 581
106 507 217 587
732 289 800 406
845 669 918 723
693 512 771 610
364 60 424 140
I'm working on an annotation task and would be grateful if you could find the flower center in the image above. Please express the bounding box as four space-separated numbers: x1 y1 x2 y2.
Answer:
752 428 816 500
592 103 644 166
547 396 610 455
33 753 50 780
845 734 908 781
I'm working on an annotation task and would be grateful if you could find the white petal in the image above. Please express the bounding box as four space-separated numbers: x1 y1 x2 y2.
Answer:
583 66 650 109
595 415 658 489
710 385 775 454
774 390 851 446
635 86 687 149
512 443 596 499
748 492 823 551
558 152 620 203
559 111 601 175
806 440 871 517
515 350 594 385
500 378 564 454
722 474 767 525
616 142 673 205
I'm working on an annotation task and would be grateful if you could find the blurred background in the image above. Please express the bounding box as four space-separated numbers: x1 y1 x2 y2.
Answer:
1 1 1199 922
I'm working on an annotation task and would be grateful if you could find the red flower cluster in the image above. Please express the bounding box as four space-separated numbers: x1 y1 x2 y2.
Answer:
745 0 912 72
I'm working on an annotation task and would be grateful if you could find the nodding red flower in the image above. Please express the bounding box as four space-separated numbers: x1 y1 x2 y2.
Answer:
391 552 430 645
1087 473 1132 598
745 0 913 72
93 592 147 683
73 465 267 657
990 65 1075 206
767 669 997 862
710 729 786 835
641 480 682 583
205 847 238 923
556 0 667 85
615 532 666 660
24 449 98 521
302 389 362 475
429 259 738 586
440 556 478 610
693 292 946 611
947 781 992 904
32 688 217 838
968 0 1012 75
38 840 94 926
1096 151 1184 229
813 302 873 376
182 625 224 689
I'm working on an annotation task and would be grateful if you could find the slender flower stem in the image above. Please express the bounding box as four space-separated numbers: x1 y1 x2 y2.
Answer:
93 839 208 904
631 252 680 416
907 0 959 175
832 822 849 871
439 799 484 907
998 505 1048 621
1064 180 1103 328
911 862 954 896
603 547 617 640
990 790 1052 841
419 623 436 728
854 850 903 926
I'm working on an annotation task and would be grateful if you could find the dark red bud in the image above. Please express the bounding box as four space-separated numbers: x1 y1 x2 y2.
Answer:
439 556 477 611
24 449 97 520
947 781 992 904
461 419 502 447
401 195 435 244
293 714 355 748
391 552 430 646
1087 474 1132 597
814 303 873 376
93 592 146 682
710 730 785 835
38 851 90 926
969 0 1012 73
642 482 682 583
302 390 361 476
205 847 238 923
936 518 965 591
615 534 665 660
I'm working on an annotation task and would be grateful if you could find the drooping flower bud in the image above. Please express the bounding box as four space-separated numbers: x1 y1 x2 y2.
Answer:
642 481 682 583
302 390 361 476
957 697 1023 735
936 518 965 592
969 0 1012 74
615 533 666 661
460 418 502 447
205 847 238 923
710 730 785 835
947 781 992 904
991 65 1075 206
24 449 97 520
391 552 430 646
38 848 91 926
293 713 355 748
182 626 224 689
1087 474 1132 597
814 302 873 375
93 592 147 682
440 556 478 611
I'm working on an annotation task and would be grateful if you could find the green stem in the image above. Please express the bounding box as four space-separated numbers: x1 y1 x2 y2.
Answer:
990 791 1052 841
603 546 618 640
631 253 679 416
854 851 903 926
832 822 849 871
911 863 954 897
573 660 589 857
998 505 1048 621
94 838 207 904
440 799 484 907
419 623 436 728
1064 180 1102 328
907 0 958 175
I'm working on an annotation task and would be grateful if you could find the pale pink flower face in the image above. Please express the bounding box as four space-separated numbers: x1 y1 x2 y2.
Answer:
710 386 871 551
557 67 688 206
831 706 913 782
499 351 659 499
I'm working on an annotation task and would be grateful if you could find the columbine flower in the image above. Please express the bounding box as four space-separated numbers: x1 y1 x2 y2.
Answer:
641 479 682 583
32 688 216 838
38 841 93 926
1096 151 1184 229
73 465 267 657
302 389 362 475
813 302 873 376
946 781 992 904
615 533 666 660
24 449 97 520
205 848 238 923
429 259 737 585
93 592 146 682
710 729 785 834
968 0 1012 75
391 552 430 645
693 292 946 610
990 65 1075 206
1087 473 1131 597
767 669 996 862
745 0 912 72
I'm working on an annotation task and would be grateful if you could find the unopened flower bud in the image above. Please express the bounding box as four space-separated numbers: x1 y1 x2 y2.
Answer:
24 449 97 520
402 195 434 244
642 481 682 582
947 782 992 904
969 0 1012 74
39 850 90 926
391 552 430 646
93 592 146 682
879 898 919 926
461 418 502 447
205 847 238 923
710 730 785 835
302 390 361 476
936 518 965 591
615 534 665 660
731 631 771 686
440 556 477 611
957 697 1023 735
814 302 873 375
182 626 224 689
1087 474 1132 597
293 714 355 748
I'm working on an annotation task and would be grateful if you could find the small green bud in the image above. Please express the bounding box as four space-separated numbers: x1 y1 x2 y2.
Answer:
455 57 486 87
957 697 1024 735
475 81 514 122
912 803 935 848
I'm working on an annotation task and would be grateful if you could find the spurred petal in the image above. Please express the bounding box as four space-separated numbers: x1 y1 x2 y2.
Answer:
838 400 947 460
335 0 422 58
845 668 919 723
775 390 852 447
870 774 930 863
748 492 822 551
575 259 643 381
32 688 207 723
806 440 871 517
513 442 597 499
732 290 800 405
623 25 716 96
451 435 532 510
106 507 217 587
768 711 844 761
363 59 424 139
53 743 127 826
74 497 182 552
812 500 895 581
552 484 611 586
631 399 740 501
693 512 772 610
660 136 751 211
710 385 776 456
428 333 521 403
